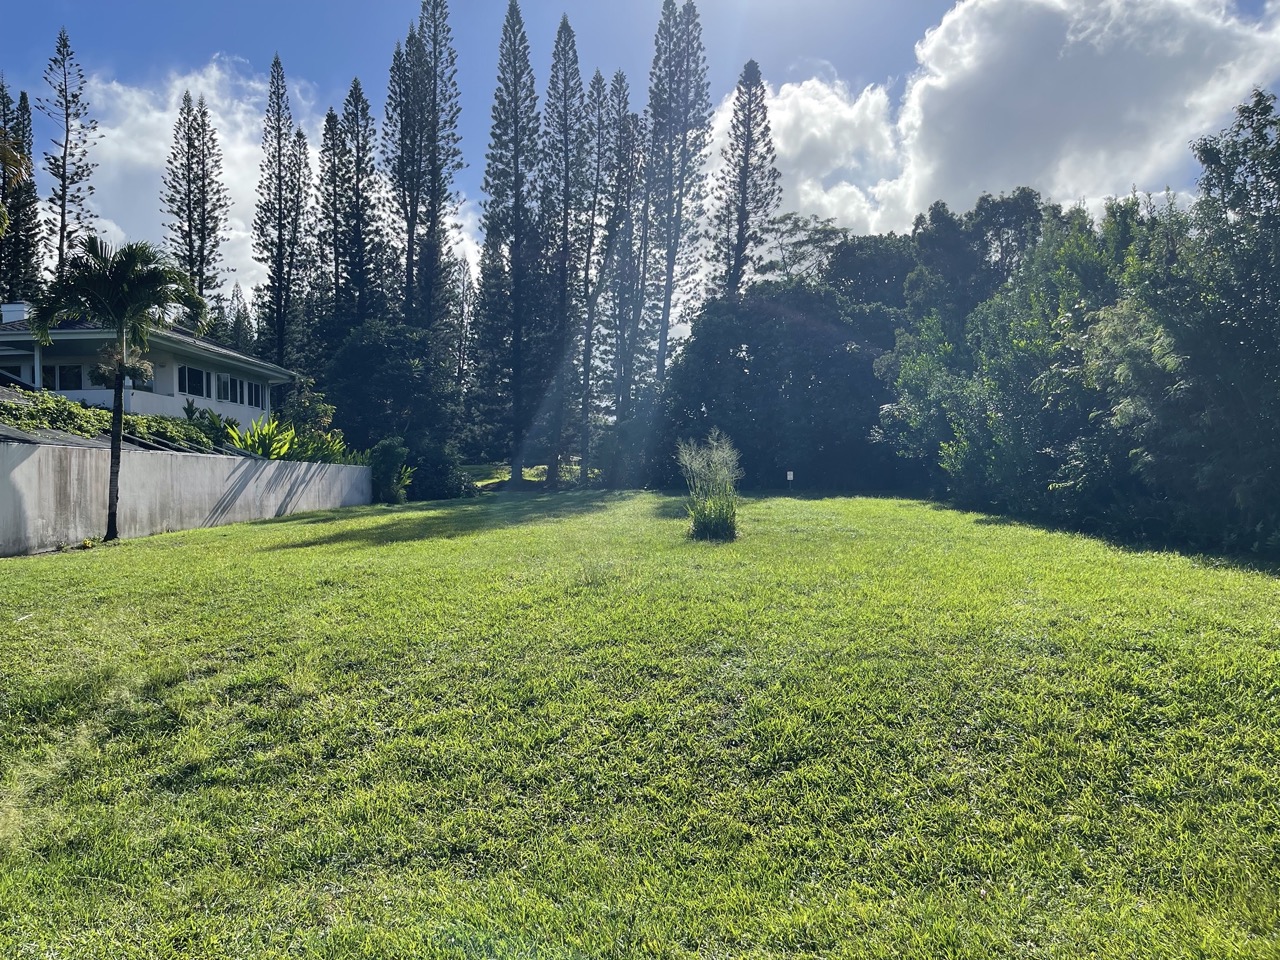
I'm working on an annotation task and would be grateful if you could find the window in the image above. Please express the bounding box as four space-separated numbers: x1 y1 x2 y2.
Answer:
179 365 212 398
217 373 252 405
58 365 83 391
0 365 21 381
247 382 264 409
39 365 84 390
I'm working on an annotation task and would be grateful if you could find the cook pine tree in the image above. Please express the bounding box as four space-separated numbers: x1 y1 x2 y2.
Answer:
162 91 231 310
708 59 781 299
252 55 312 369
0 80 42 301
384 0 464 329
540 15 588 488
39 28 98 280
646 0 711 388
479 0 543 481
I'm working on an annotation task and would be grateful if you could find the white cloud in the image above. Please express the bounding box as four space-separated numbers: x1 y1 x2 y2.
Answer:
66 0 1280 302
745 0 1280 232
85 55 271 292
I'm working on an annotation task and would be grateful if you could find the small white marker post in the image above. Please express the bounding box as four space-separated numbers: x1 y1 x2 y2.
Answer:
787 470 794 493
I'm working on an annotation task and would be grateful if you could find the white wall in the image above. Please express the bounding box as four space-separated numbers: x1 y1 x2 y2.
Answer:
0 443 372 556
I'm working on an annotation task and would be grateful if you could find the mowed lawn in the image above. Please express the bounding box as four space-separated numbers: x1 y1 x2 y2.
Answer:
1 493 1278 959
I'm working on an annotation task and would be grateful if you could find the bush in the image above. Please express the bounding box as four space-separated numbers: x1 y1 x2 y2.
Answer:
409 438 478 501
0 389 212 450
676 429 744 542
370 437 414 505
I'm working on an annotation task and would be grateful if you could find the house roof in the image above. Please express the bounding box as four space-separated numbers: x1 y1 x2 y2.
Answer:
0 311 295 384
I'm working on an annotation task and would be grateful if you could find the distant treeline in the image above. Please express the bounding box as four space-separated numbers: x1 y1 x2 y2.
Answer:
672 90 1280 554
3 6 1279 550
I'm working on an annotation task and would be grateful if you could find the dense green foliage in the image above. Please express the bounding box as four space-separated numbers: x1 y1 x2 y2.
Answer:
369 435 414 504
224 415 364 465
0 388 211 449
1 494 1278 956
871 91 1280 551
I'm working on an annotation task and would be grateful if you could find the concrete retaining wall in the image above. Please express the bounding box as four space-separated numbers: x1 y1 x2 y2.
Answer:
0 442 372 556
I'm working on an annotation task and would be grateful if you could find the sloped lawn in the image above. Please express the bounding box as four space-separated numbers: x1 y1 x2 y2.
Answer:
1 492 1277 958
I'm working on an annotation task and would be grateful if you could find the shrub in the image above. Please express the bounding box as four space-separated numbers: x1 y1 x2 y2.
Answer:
0 389 212 450
676 429 744 542
226 416 296 460
370 437 414 505
409 438 478 501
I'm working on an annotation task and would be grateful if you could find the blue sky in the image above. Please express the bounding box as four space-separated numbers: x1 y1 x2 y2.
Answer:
5 1 955 199
5 0 1280 291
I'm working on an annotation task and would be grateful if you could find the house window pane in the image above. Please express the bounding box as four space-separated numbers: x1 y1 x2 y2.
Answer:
180 365 209 397
58 365 82 390
216 373 230 402
42 365 55 389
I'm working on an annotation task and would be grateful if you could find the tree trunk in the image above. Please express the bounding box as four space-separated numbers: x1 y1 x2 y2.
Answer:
105 367 125 542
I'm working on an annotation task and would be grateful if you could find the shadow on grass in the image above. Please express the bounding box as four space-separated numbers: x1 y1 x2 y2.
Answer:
649 495 689 521
926 500 1280 578
265 489 621 551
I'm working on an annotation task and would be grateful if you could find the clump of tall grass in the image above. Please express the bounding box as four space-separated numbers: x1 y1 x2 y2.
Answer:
676 429 744 541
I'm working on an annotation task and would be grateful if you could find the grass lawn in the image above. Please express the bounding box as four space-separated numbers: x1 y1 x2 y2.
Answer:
1 492 1278 958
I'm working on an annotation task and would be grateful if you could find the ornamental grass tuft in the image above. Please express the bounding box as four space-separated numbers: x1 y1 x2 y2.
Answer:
677 428 744 541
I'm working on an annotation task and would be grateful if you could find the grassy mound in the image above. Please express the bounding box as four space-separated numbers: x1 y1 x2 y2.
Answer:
1 493 1277 957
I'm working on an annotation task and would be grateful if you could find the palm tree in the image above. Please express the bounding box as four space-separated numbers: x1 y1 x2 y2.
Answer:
33 236 202 541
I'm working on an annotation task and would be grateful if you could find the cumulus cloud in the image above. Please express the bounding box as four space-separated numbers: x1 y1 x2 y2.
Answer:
735 0 1280 233
82 54 479 296
86 55 274 292
72 0 1280 298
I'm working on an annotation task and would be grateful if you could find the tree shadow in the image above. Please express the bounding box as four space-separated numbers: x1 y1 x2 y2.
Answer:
264 489 622 551
930 501 1280 578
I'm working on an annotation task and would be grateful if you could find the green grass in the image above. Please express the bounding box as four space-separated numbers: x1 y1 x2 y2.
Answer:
1 493 1278 958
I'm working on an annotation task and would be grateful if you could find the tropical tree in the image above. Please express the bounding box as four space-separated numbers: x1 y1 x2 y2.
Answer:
253 55 311 369
384 0 463 328
539 14 588 487
162 91 230 304
38 29 98 279
707 59 781 299
646 0 711 388
480 0 542 482
32 237 201 542
0 88 44 299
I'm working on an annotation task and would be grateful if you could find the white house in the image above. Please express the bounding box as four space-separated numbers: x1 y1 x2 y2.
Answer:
0 302 294 420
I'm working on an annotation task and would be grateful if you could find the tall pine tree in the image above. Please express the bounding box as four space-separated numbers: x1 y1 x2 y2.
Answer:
646 0 710 388
227 282 255 354
577 68 630 484
39 29 98 280
540 15 588 488
162 91 230 305
0 82 42 301
707 59 780 299
605 74 654 485
252 55 311 368
339 77 388 330
480 0 542 481
314 107 348 353
384 0 463 329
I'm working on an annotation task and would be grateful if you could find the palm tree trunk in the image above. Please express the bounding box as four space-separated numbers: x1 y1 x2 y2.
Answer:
105 367 124 542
